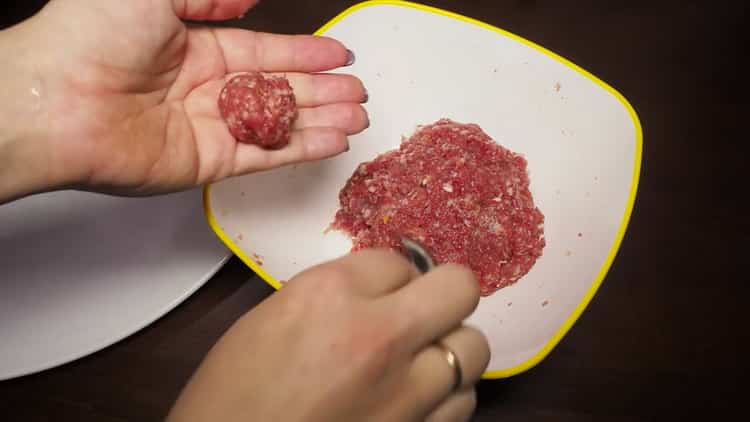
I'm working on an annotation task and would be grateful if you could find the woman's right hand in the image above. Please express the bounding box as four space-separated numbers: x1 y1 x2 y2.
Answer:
167 249 490 422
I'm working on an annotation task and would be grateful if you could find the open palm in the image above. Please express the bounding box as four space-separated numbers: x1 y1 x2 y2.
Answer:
33 0 367 194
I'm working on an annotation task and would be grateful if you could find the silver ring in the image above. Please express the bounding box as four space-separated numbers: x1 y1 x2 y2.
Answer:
437 343 463 392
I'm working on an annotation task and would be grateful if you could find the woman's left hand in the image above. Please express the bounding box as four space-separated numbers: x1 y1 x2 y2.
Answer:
1 0 368 198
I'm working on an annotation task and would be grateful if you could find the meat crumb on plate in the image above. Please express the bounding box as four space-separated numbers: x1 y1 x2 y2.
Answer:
330 119 546 296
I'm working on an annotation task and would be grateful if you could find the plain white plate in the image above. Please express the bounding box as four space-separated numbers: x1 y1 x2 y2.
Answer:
0 189 230 381
205 0 642 378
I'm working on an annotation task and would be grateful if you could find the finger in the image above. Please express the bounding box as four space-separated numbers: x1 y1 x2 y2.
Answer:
388 264 481 351
409 326 490 412
281 73 367 108
220 72 366 111
313 249 420 297
295 103 370 135
173 0 259 20
425 389 477 422
214 28 354 73
183 79 362 176
232 127 349 174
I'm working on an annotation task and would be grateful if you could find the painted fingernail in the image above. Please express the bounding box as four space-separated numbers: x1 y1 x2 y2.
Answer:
345 49 356 66
363 88 369 103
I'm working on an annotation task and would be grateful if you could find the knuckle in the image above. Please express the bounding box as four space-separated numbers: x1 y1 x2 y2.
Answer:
385 311 415 345
285 264 352 304
370 310 409 352
345 317 404 378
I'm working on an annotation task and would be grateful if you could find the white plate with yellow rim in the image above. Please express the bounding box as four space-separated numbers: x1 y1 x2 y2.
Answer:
0 189 229 380
205 0 642 378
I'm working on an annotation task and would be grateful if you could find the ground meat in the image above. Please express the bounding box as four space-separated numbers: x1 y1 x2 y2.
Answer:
331 119 546 296
218 72 298 149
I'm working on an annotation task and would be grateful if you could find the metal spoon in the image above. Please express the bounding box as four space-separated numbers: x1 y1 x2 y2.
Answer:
400 237 437 274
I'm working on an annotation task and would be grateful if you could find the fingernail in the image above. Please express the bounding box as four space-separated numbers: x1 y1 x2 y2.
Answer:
345 49 356 66
362 88 369 103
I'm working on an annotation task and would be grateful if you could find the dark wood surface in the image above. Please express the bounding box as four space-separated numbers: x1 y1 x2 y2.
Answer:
1 1 747 421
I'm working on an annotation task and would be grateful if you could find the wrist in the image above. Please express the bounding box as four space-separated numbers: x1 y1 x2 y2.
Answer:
0 21 66 203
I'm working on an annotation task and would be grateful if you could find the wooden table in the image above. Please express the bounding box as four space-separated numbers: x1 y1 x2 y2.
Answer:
1 1 746 420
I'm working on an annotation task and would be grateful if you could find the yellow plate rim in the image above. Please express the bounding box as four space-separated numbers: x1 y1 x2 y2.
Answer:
203 0 644 379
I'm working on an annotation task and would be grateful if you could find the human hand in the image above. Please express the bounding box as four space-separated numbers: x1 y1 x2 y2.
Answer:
167 250 490 422
0 0 367 199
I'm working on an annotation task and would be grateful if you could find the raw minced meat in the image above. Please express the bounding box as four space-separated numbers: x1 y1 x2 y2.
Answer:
331 119 546 296
218 72 297 149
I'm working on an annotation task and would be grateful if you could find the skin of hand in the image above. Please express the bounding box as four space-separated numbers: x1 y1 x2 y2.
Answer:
0 3 491 420
167 250 491 422
0 0 368 203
